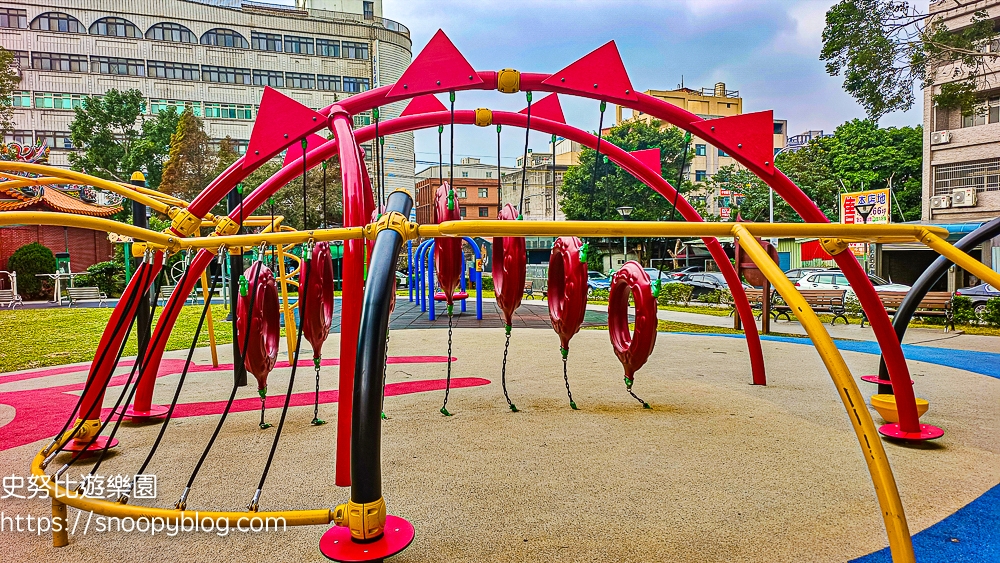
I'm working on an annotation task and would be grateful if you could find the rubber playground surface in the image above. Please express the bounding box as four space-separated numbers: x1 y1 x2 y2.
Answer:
0 323 997 562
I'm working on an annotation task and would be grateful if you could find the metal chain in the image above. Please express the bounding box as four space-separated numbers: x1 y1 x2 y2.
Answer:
440 309 454 416
311 359 325 425
500 327 517 412
625 376 651 409
380 333 389 420
562 350 578 410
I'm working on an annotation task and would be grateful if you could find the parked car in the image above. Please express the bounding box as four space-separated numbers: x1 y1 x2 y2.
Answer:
678 272 752 298
955 283 1000 316
794 270 910 292
588 270 611 295
660 265 704 280
396 271 408 287
783 267 828 282
643 268 673 282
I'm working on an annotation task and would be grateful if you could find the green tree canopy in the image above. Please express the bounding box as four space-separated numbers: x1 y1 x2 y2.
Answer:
0 47 21 135
68 89 152 182
159 107 214 202
822 1 999 118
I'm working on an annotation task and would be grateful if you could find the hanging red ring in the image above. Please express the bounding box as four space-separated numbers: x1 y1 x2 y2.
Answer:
493 203 527 326
237 262 281 390
547 236 588 350
302 242 335 357
434 182 463 306
608 261 658 380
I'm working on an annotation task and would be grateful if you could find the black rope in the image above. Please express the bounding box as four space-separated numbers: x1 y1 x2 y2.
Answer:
438 125 443 186
592 101 607 212
322 161 328 229
519 92 532 214
249 255 311 511
551 133 557 221
500 327 516 412
562 348 578 410
301 138 308 230
42 260 147 459
497 124 502 207
668 131 693 222
380 131 387 207
177 254 262 509
449 92 455 187
374 107 381 208
440 308 454 416
119 277 218 503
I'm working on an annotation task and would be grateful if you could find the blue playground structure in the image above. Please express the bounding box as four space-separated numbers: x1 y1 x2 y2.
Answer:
408 238 483 321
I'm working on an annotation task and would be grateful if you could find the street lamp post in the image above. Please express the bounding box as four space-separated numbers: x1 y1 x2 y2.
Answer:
616 206 633 265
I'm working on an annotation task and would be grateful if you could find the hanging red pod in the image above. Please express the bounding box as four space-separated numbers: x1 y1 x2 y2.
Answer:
493 203 527 326
301 242 335 357
434 183 463 306
548 236 588 350
237 262 281 390
608 261 658 382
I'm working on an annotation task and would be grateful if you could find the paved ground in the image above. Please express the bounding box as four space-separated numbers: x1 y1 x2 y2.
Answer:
0 320 998 562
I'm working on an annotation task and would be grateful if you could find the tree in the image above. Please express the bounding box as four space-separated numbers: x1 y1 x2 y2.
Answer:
7 243 56 300
159 107 214 202
0 47 21 136
68 89 150 182
140 107 180 189
822 1 1000 119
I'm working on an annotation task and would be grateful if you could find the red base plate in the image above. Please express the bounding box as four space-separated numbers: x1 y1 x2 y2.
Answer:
63 436 119 453
434 292 469 301
860 375 914 386
319 515 414 562
120 404 170 419
878 423 944 441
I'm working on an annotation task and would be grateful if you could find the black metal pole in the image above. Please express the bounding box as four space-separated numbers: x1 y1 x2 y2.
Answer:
131 173 150 362
351 190 413 504
227 186 247 388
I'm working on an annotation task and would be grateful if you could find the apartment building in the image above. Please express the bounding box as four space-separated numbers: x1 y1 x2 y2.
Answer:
0 0 415 192
413 157 517 224
500 150 570 222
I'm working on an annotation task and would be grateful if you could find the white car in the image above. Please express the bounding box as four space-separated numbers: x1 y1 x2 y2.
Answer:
794 271 909 293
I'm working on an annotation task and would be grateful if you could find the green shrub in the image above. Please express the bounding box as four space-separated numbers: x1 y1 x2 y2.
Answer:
480 273 494 292
697 288 727 304
982 296 1000 327
951 294 977 326
7 243 56 300
844 292 863 317
657 282 693 306
78 261 125 297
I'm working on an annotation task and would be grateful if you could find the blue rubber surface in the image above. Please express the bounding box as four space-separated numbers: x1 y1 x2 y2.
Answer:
673 331 1000 561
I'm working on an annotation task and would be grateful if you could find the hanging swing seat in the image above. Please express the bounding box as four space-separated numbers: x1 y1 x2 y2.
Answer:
434 291 468 301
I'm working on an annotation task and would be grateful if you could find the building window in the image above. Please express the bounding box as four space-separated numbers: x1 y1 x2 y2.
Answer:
31 52 88 72
486 171 492 178
459 206 467 217
147 61 200 81
204 103 253 119
342 77 369 92
201 28 249 49
0 8 27 29
695 144 706 156
286 72 315 89
36 130 73 150
91 56 144 76
211 138 249 155
33 92 83 110
461 171 469 178
363 1 374 19
317 38 340 57
478 206 489 217
718 148 728 157
146 22 196 43
202 65 251 84
30 12 84 33
89 17 141 38
6 130 32 144
11 51 28 68
284 35 314 55
342 41 369 60
353 112 372 127
479 188 489 198
253 70 284 87
318 74 341 91
11 91 30 107
695 170 707 182
150 99 201 116
933 158 1000 194
251 31 282 52
773 122 784 134
456 188 467 198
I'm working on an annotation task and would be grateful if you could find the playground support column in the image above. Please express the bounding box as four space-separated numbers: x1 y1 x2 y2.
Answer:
407 240 414 302
131 173 150 363
228 187 247 388
733 224 914 563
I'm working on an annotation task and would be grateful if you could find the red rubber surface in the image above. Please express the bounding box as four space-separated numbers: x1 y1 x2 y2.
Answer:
121 404 169 419
878 423 945 441
493 203 527 326
608 261 657 379
319 515 415 562
860 375 913 386
547 237 588 350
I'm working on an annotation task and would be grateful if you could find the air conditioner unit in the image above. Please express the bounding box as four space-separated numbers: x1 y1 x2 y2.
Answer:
931 195 952 209
952 187 977 207
931 131 952 145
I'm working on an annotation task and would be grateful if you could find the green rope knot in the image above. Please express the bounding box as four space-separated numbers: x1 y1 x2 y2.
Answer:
440 407 452 417
449 91 456 103
624 376 633 389
438 125 444 134
313 357 321 370
509 403 518 413
447 189 455 210
517 213 523 220
257 386 267 400
560 347 568 359
381 411 387 420
599 100 607 112
372 107 380 120
239 275 248 297
300 138 307 149
379 136 385 145
579 243 589 264
526 91 532 103
237 183 244 195
570 401 578 410
447 304 454 316
642 402 651 410
683 131 692 143
505 324 512 336
267 197 275 206
496 124 502 133
322 160 327 170
652 279 662 299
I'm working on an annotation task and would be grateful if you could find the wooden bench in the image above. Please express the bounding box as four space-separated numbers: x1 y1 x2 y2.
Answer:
158 285 196 305
0 288 23 309
861 291 954 331
523 280 536 300
731 287 769 319
66 287 107 308
772 289 848 325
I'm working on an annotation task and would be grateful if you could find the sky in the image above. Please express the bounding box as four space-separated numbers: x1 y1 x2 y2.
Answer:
376 0 923 171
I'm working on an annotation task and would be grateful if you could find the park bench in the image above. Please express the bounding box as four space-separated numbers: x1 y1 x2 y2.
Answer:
0 288 23 309
772 289 848 325
861 291 954 332
524 280 536 300
66 287 107 308
158 285 195 306
732 287 769 320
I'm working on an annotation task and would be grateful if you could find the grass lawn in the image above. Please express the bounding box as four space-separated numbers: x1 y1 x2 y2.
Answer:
0 305 235 373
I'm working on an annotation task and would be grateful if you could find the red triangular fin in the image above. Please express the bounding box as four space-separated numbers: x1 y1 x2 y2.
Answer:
541 41 637 103
689 111 776 175
400 94 448 117
244 87 326 170
282 133 328 168
387 30 483 99
629 148 661 175
520 93 566 124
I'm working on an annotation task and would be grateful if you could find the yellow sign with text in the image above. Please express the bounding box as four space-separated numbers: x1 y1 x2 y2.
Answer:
841 189 890 257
